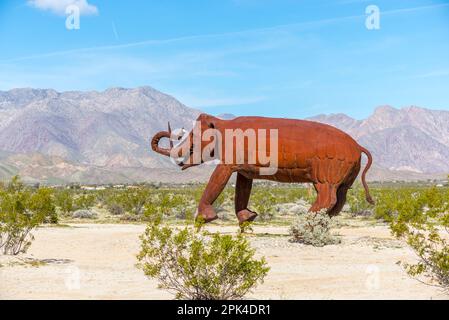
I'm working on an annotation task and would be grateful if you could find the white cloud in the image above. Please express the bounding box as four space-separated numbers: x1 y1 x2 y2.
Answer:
28 0 98 16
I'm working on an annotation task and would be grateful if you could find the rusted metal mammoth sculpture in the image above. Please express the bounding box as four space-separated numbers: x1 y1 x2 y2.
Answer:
151 113 374 224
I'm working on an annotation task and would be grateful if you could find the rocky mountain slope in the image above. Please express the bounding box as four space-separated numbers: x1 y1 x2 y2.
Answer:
0 87 206 183
0 87 447 183
309 105 449 174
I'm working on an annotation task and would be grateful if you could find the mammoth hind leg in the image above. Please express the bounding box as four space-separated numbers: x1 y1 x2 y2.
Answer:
197 165 233 223
327 170 358 216
309 183 338 213
235 173 257 224
327 184 350 216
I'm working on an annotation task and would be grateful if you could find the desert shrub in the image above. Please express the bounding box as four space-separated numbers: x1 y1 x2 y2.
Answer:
263 185 313 205
388 186 449 291
289 200 309 215
347 184 374 216
31 187 57 224
192 184 206 203
74 193 96 210
54 189 74 216
137 220 269 300
248 185 316 221
72 209 97 219
174 207 195 221
108 203 125 216
250 190 276 221
213 187 233 213
143 192 188 221
277 199 309 216
116 188 151 215
0 176 55 255
374 188 410 221
290 211 341 247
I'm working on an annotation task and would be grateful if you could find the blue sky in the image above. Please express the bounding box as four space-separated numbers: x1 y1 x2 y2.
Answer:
0 0 448 119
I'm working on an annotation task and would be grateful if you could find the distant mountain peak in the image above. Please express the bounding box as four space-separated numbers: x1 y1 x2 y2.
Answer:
311 112 356 121
373 105 397 114
104 87 128 93
216 113 236 120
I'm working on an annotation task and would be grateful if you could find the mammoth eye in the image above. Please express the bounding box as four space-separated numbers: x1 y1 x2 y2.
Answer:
208 122 215 129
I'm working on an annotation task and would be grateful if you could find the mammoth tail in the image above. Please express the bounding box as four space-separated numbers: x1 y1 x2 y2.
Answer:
359 146 375 205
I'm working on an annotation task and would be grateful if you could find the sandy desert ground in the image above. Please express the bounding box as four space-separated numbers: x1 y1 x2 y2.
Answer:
0 218 447 300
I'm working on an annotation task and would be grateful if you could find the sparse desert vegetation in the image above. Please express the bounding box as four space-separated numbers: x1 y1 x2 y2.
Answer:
1 176 449 299
137 220 269 300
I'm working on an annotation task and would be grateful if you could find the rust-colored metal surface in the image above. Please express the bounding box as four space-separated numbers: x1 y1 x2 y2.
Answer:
151 113 374 224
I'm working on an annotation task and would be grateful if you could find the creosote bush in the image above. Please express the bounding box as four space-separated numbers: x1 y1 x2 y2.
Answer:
347 184 374 217
74 193 96 210
0 176 55 255
137 219 269 300
108 203 125 216
387 186 449 291
289 211 341 247
250 190 276 221
54 189 74 216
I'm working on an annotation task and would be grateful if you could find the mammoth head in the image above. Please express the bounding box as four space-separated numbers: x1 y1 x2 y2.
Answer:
151 113 220 170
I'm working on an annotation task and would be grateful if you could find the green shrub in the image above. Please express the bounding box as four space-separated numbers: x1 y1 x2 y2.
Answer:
143 192 190 221
108 203 125 216
374 188 412 222
0 176 55 255
290 211 341 247
116 188 151 215
388 187 449 291
74 193 96 210
31 187 57 224
248 185 315 221
54 189 74 216
213 187 232 213
137 221 269 300
174 207 195 221
347 184 374 216
250 189 276 221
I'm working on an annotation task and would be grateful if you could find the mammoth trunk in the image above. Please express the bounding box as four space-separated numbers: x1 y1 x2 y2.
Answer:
151 131 172 157
151 123 196 168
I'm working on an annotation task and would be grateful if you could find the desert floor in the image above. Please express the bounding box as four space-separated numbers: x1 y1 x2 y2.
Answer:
0 217 447 300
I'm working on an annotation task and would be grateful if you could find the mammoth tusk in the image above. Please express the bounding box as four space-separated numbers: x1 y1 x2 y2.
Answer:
168 122 173 149
181 163 198 170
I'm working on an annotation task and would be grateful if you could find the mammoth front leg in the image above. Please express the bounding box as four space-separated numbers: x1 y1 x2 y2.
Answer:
235 173 258 224
197 165 233 223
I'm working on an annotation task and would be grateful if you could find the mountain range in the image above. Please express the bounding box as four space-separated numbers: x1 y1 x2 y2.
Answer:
309 106 449 175
0 87 447 184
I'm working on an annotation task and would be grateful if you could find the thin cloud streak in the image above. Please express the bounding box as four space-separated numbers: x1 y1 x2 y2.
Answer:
413 69 449 79
2 2 448 64
111 21 119 41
